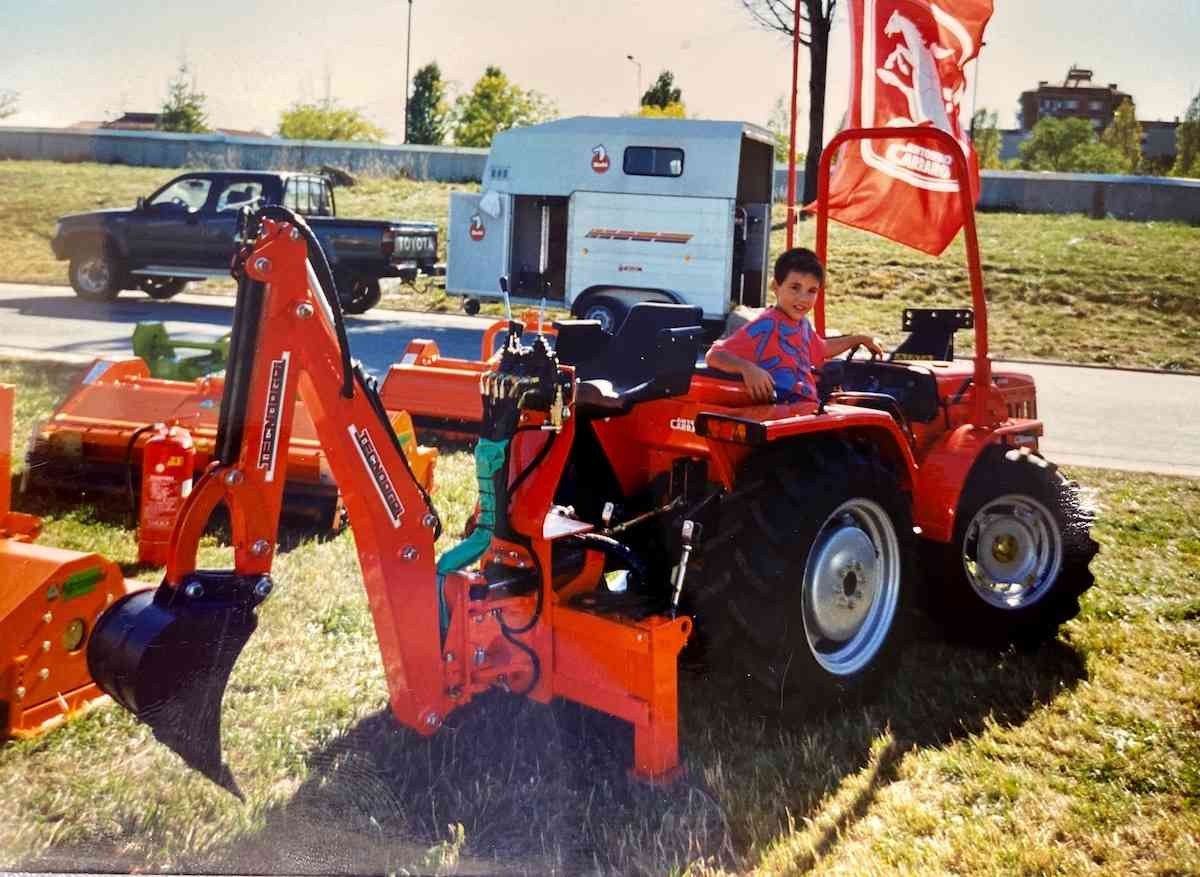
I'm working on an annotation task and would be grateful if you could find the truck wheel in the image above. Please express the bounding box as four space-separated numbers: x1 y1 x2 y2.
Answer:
926 446 1098 644
574 294 628 334
694 438 914 711
139 278 189 300
463 298 481 316
339 277 382 315
69 249 124 302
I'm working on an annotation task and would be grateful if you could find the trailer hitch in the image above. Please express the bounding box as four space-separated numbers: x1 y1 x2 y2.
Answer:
87 571 271 799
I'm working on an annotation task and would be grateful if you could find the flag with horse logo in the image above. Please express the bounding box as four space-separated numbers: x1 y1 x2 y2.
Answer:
822 0 993 255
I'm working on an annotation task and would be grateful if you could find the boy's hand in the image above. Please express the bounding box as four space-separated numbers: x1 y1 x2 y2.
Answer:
740 362 776 403
859 334 884 357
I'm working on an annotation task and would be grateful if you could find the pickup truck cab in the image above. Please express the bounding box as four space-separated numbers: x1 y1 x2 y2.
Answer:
51 170 441 313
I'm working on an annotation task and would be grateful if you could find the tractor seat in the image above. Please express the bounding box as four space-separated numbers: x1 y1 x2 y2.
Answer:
561 303 703 417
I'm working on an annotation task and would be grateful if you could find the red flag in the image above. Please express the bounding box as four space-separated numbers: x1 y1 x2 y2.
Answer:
819 0 993 255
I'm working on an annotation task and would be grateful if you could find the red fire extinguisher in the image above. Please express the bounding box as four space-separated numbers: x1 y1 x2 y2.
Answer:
138 424 195 566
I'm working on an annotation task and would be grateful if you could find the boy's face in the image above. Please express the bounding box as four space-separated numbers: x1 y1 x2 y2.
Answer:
772 270 821 322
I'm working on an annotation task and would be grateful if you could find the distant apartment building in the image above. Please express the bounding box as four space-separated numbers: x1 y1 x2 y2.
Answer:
1018 67 1131 132
999 67 1179 170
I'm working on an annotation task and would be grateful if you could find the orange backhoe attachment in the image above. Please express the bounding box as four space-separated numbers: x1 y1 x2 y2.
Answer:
1 384 138 739
86 209 690 797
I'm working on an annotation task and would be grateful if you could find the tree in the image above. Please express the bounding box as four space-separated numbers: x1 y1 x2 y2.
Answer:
970 108 1003 170
452 65 557 148
768 95 804 163
1019 117 1122 174
1172 90 1200 178
1101 98 1142 174
640 71 683 109
277 98 386 143
636 102 687 119
740 0 836 203
158 63 210 133
0 90 17 120
407 62 450 145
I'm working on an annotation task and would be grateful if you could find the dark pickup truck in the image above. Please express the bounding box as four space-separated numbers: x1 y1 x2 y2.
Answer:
51 170 441 313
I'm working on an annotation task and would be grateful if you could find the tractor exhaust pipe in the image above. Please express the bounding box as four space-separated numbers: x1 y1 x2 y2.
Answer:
87 571 271 798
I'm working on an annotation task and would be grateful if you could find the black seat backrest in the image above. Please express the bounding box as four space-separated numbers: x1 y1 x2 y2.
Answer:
552 319 610 367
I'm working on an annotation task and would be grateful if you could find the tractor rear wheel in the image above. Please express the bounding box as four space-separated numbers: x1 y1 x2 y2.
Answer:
694 438 914 711
926 446 1098 644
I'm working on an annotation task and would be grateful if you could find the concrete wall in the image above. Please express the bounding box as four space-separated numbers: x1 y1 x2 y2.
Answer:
0 126 488 182
771 166 1200 223
3 126 1197 223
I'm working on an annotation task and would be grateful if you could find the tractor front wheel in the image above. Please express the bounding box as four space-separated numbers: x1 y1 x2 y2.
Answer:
694 439 914 711
926 446 1098 644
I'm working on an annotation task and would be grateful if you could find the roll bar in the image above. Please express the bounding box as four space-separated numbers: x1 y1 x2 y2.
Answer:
812 126 992 427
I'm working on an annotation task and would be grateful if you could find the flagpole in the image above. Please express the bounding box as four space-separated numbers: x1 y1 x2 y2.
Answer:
786 2 801 250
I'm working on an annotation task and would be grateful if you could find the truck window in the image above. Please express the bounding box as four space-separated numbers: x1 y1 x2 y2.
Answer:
215 181 263 212
150 177 212 211
315 180 333 216
623 146 684 177
284 178 304 213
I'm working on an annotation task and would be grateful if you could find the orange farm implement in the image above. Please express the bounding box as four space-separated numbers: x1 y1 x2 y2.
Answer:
1 384 139 739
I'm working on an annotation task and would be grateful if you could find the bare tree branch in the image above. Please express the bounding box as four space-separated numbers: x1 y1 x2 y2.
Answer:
739 0 837 48
0 90 18 121
737 0 839 202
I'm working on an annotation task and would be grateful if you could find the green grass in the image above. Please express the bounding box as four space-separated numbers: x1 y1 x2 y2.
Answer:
2 359 1198 874
2 159 1199 369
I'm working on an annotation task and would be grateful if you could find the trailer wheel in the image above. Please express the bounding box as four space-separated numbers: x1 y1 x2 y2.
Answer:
576 294 628 334
463 297 481 316
69 247 124 302
693 438 914 711
926 446 1098 644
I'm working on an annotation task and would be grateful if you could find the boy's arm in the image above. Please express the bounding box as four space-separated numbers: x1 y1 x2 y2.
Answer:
824 333 884 359
705 347 777 403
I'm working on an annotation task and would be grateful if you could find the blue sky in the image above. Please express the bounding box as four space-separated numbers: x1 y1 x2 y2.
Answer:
2 0 1196 142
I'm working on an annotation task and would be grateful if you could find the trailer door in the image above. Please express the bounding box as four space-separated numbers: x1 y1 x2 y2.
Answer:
447 192 510 300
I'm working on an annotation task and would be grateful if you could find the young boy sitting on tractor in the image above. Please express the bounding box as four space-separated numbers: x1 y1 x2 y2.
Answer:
705 247 882 406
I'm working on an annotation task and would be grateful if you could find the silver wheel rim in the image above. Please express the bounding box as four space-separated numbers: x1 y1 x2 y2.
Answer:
583 305 615 333
802 497 902 676
77 257 112 294
962 493 1062 610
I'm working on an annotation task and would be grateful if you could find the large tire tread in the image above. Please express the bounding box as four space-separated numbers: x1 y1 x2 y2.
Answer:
691 436 915 714
924 445 1099 645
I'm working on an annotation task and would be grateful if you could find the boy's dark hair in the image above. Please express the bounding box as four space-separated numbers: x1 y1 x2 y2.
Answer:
773 247 825 285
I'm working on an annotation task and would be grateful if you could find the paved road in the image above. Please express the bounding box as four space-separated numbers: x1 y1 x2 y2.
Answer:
2 282 1197 478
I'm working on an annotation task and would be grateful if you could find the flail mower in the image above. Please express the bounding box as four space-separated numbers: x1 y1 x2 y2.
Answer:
80 127 1095 796
1 384 140 739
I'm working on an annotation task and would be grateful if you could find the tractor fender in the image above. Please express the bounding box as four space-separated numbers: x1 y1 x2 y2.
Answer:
736 408 918 492
911 424 1006 543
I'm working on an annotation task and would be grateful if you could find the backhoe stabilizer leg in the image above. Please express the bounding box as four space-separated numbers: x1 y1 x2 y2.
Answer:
87 572 270 798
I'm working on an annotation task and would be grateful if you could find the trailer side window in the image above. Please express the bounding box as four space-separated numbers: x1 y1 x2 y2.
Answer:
623 146 684 177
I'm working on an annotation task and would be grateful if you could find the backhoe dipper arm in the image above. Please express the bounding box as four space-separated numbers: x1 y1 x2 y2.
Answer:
183 215 445 697
88 215 446 795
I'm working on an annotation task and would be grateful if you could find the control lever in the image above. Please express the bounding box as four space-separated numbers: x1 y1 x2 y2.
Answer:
670 520 702 615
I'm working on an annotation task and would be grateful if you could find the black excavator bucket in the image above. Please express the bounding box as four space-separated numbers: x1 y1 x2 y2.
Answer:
87 571 271 799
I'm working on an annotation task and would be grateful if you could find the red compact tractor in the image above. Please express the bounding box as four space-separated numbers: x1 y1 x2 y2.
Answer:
84 128 1096 794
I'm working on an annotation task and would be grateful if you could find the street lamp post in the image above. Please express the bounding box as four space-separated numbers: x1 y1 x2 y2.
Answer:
626 54 642 108
404 0 413 144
